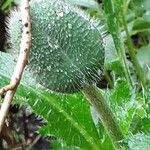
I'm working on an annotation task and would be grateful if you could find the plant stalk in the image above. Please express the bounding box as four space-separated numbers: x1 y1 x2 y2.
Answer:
103 0 133 88
104 69 114 88
120 10 146 88
83 84 124 149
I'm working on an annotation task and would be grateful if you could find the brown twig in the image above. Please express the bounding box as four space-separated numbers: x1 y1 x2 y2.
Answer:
0 84 16 96
0 0 31 132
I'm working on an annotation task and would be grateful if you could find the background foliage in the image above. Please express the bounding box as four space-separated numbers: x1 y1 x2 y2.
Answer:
0 0 150 149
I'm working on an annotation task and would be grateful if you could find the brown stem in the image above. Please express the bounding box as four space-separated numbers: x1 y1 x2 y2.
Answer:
0 0 31 132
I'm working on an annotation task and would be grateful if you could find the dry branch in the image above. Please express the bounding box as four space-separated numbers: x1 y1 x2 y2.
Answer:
0 0 31 132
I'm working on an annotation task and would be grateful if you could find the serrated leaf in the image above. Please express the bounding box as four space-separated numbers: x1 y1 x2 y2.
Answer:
27 91 102 150
0 76 102 149
111 79 131 105
0 52 102 150
128 133 150 150
105 58 125 76
51 139 82 150
107 79 136 134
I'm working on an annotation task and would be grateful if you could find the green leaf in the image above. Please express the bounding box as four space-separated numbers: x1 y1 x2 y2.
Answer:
136 107 147 119
0 58 101 149
0 52 102 149
143 11 150 22
137 44 150 81
137 44 150 67
131 18 150 35
104 33 126 76
51 139 82 150
97 123 115 150
132 0 150 12
104 34 124 76
128 133 150 150
0 75 102 149
108 79 136 134
142 118 150 133
104 35 118 64
110 79 131 105
29 91 101 150
0 0 19 11
105 58 125 76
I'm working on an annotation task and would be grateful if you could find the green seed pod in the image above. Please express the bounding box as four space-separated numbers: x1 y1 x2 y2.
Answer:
8 0 105 94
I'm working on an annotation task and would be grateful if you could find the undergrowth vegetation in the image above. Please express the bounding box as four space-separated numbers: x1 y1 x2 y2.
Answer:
0 0 150 149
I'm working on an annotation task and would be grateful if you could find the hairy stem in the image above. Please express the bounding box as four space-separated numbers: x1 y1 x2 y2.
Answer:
104 69 114 88
120 10 146 88
103 0 133 88
83 84 124 149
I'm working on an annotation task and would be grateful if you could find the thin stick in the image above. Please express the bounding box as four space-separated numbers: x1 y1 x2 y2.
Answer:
0 0 31 132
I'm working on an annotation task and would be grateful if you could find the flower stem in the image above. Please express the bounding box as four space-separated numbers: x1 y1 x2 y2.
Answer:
103 0 133 88
83 84 124 149
120 10 146 88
